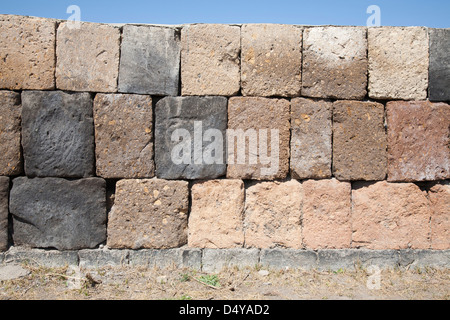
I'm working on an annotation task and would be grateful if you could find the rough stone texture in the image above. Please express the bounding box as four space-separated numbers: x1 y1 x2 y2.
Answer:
399 250 450 270
302 27 367 100
0 177 9 252
333 101 387 181
357 250 401 269
368 27 429 100
78 249 129 268
290 98 332 179
188 180 245 248
10 177 107 250
4 247 79 267
21 91 95 178
202 249 260 273
241 24 302 97
107 179 189 249
245 180 303 249
260 249 318 270
181 24 240 96
302 179 352 249
316 250 363 271
118 25 180 96
128 249 202 270
352 181 431 250
0 15 56 90
227 97 290 180
387 101 450 182
0 91 22 176
155 96 227 180
94 94 154 179
56 22 120 93
429 28 450 101
429 182 450 250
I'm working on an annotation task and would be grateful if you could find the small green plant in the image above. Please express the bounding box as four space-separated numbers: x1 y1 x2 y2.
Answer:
180 273 191 283
333 268 345 274
180 294 192 300
198 274 220 288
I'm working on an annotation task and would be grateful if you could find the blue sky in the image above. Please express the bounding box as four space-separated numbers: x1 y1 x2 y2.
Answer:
1 0 449 28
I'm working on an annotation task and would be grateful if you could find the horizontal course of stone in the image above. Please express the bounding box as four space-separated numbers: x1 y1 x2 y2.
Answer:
0 15 449 267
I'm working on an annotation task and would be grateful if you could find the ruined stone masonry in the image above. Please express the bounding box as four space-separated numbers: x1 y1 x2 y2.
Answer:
0 15 449 270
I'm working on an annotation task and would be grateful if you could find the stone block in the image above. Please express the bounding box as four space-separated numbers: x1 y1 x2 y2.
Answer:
302 179 351 249
352 181 431 250
0 91 22 175
227 97 290 180
118 25 180 96
260 249 318 270
387 101 450 182
128 248 202 270
94 93 154 179
0 177 9 252
78 249 129 269
56 22 120 92
245 180 303 249
429 182 450 250
316 250 362 271
368 27 429 100
188 180 245 248
10 177 107 250
290 98 332 179
21 91 95 178
333 100 387 181
202 249 260 273
0 15 56 90
181 24 240 96
302 26 367 99
399 250 450 269
107 179 189 249
241 24 302 97
155 96 227 180
429 28 450 101
4 247 79 268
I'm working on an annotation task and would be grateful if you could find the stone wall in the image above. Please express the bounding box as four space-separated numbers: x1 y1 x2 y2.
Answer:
0 15 449 270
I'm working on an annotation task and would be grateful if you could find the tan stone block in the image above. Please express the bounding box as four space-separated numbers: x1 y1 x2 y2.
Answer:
429 182 450 250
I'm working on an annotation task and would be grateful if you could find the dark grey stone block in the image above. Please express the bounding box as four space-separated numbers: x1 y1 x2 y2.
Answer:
118 25 180 96
260 249 318 270
21 91 95 178
400 249 450 269
10 177 106 250
429 29 450 101
155 96 227 180
0 177 9 252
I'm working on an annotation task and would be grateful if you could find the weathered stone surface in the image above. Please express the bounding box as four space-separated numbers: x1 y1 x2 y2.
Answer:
155 96 227 180
188 180 245 248
202 249 260 273
56 22 120 92
368 27 429 100
352 181 431 250
94 94 154 179
78 249 129 269
181 24 240 96
227 97 290 180
0 15 55 90
316 250 362 271
429 28 450 101
118 25 180 96
128 248 202 270
357 250 400 269
429 182 450 250
21 91 95 178
302 179 351 249
333 101 387 181
399 250 450 269
107 179 189 249
290 98 332 179
10 177 107 250
302 27 367 100
387 101 450 182
0 91 22 176
245 180 302 248
241 24 302 97
0 177 9 252
4 247 79 267
260 249 318 270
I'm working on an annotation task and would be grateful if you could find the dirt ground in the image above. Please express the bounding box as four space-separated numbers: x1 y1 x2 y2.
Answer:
0 263 448 300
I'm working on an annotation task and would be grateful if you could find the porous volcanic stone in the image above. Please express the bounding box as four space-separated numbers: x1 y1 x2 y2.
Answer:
290 98 332 179
352 181 431 250
10 177 107 250
0 177 9 252
189 180 245 249
181 24 240 96
94 94 154 179
241 24 302 97
387 101 450 182
333 100 387 181
0 91 22 176
302 26 367 100
429 28 450 101
155 96 227 180
21 91 95 178
0 15 56 90
368 27 429 100
429 182 450 250
118 25 180 96
107 179 189 249
56 22 120 92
